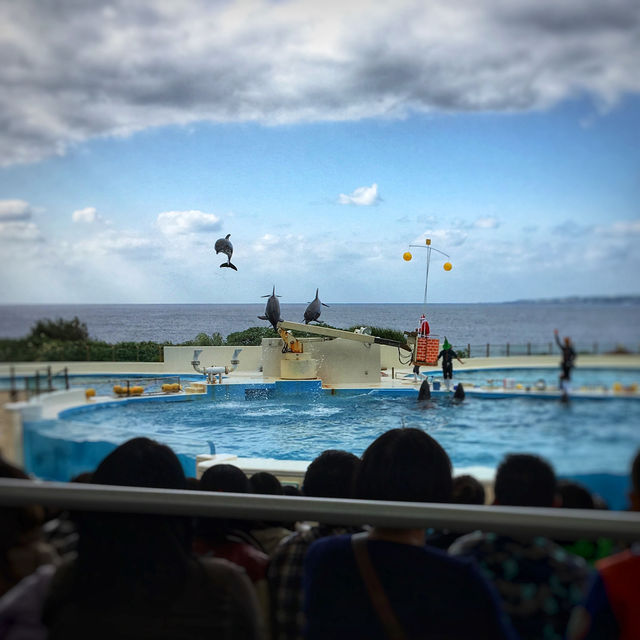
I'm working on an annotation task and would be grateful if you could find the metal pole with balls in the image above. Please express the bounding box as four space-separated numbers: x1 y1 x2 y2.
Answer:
403 238 452 311
403 238 453 372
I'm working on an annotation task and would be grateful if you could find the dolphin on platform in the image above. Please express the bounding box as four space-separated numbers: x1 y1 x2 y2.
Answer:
304 289 329 324
215 234 237 271
258 286 282 331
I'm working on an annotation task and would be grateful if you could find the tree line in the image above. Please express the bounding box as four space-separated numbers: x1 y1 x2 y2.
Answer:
0 317 407 362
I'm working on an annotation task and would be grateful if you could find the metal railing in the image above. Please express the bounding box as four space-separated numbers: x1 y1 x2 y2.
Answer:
8 365 70 401
1 479 639 541
453 342 639 358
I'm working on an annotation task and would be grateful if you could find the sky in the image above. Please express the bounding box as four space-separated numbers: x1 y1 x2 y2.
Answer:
0 0 639 305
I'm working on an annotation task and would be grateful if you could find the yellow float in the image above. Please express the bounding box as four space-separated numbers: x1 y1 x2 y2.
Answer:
403 251 412 261
443 262 452 271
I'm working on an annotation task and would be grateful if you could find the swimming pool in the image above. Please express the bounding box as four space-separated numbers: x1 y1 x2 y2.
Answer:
22 367 640 509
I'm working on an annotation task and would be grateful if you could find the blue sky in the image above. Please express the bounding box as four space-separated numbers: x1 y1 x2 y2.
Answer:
1 0 639 304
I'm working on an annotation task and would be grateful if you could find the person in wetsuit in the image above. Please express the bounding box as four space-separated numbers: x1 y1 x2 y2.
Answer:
437 337 464 390
554 329 576 391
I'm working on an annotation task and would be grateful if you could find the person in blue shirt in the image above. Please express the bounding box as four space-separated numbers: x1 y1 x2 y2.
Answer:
303 428 516 640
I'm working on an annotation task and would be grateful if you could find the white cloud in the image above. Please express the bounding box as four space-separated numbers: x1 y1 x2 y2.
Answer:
72 206 99 223
156 210 221 236
338 183 380 206
0 221 42 242
474 217 500 229
0 199 33 221
3 0 638 166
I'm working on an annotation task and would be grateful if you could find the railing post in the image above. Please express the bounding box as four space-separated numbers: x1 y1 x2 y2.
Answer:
24 376 29 399
486 343 490 358
467 343 471 358
35 371 40 396
64 367 69 390
9 366 17 402
112 345 115 361
86 343 90 361
506 343 510 357
158 345 163 362
47 366 53 392
136 344 139 362
126 380 130 396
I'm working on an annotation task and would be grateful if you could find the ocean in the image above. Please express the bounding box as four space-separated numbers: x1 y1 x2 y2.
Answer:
1 302 639 352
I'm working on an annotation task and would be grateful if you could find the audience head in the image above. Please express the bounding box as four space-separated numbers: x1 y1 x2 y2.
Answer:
494 453 557 508
0 457 44 548
303 449 361 499
557 480 595 510
76 438 191 601
249 471 283 495
354 428 452 504
452 474 485 505
200 464 250 493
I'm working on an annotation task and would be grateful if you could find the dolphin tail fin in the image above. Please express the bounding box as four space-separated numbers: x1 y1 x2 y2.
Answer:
220 262 238 271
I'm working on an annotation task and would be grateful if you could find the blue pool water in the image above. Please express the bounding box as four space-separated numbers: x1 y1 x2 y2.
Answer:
22 368 640 509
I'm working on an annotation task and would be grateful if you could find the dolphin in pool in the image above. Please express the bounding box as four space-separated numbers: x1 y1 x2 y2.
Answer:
258 286 282 331
417 379 435 408
215 234 237 271
304 288 329 324
453 383 465 403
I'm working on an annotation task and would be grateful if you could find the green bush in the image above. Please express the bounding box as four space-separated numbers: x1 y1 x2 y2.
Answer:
226 326 279 346
345 325 406 345
181 332 224 346
28 317 89 343
87 341 115 361
138 341 164 362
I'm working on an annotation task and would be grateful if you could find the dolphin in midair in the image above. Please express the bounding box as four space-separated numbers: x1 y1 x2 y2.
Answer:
258 286 282 331
215 234 237 271
304 288 329 324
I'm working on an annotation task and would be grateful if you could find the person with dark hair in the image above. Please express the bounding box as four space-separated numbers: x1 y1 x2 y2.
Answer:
248 472 293 556
2 438 263 640
567 448 640 640
425 474 486 550
0 457 58 598
268 449 361 640
304 429 516 640
555 480 614 565
450 453 591 640
453 473 485 505
194 463 269 632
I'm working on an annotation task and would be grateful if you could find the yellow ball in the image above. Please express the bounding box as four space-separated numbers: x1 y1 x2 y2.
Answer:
443 262 452 271
403 252 412 261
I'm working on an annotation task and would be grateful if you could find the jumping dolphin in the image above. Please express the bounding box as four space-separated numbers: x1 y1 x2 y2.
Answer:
417 379 434 408
304 288 329 324
258 286 282 331
215 234 237 271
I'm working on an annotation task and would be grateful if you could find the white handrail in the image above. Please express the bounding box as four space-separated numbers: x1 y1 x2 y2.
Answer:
1 479 639 541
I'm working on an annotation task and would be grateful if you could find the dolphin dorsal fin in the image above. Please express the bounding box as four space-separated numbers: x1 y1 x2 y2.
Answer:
225 234 231 239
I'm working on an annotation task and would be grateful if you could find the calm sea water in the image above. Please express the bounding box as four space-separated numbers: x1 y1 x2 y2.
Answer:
1 302 640 350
